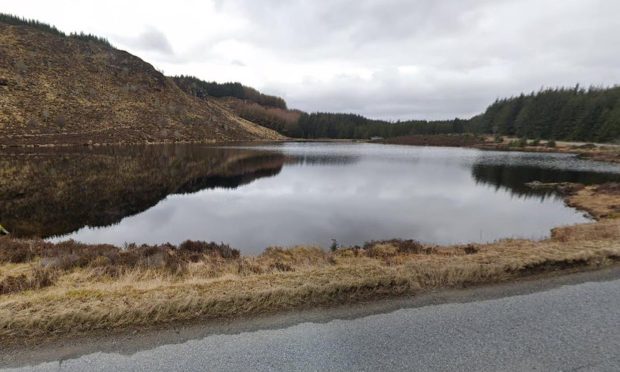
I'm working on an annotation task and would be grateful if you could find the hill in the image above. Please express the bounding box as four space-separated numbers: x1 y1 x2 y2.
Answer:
0 14 282 146
172 76 288 109
172 76 303 136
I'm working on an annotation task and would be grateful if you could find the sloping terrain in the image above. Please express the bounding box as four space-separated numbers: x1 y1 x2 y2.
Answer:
171 76 302 136
0 21 283 146
216 96 303 136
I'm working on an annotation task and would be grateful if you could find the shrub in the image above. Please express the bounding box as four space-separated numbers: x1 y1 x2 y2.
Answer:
364 239 433 254
0 237 40 263
269 261 294 272
546 140 557 148
0 238 240 274
330 239 339 252
507 138 527 148
366 244 399 258
178 240 240 259
261 246 328 266
0 268 54 295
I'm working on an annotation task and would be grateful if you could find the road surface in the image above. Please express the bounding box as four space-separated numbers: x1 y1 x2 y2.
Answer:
3 268 620 371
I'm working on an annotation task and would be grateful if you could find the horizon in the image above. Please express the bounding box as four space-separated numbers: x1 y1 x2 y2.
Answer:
3 0 619 121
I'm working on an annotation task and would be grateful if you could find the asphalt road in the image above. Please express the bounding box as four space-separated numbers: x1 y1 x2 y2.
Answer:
4 269 620 371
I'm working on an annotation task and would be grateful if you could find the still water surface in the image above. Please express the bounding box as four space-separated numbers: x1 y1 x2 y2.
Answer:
4 143 620 254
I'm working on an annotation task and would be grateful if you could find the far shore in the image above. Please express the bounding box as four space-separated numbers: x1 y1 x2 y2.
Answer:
3 134 619 164
379 134 620 163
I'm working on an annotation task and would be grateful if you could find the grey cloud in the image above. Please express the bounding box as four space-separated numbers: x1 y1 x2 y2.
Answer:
119 27 174 55
220 0 500 57
5 0 620 120
116 0 620 120
278 69 497 120
238 0 620 119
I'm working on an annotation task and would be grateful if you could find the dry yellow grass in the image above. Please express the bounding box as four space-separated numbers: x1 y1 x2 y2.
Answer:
0 185 619 341
566 184 620 219
476 136 620 164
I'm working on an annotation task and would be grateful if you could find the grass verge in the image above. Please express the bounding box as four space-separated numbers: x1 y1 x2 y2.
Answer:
1 184 619 341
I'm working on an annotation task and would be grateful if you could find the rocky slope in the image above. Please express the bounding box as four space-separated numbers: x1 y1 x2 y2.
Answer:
0 20 283 146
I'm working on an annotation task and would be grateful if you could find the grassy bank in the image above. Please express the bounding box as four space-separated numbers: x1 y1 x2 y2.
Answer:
1 184 619 342
474 136 620 163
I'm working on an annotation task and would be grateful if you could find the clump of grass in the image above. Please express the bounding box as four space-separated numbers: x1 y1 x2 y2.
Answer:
0 268 54 295
508 138 528 148
178 240 240 260
365 243 400 258
566 183 620 219
260 246 330 268
363 239 434 254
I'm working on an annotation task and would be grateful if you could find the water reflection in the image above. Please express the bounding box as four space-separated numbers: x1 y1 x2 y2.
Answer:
2 143 619 253
0 145 285 237
471 160 620 198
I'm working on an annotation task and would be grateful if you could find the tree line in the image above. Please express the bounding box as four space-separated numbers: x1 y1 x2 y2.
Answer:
291 87 620 142
180 80 618 142
471 86 620 142
172 76 287 109
293 113 466 139
0 13 112 47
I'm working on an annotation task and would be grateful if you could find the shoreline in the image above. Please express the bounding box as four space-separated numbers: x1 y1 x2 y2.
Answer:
2 135 619 164
1 180 619 345
380 134 620 164
2 264 619 367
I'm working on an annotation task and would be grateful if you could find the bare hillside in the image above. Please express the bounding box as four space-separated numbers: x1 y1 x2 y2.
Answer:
0 21 283 145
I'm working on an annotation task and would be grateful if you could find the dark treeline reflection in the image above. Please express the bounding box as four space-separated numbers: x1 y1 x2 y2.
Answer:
0 145 286 238
471 162 620 198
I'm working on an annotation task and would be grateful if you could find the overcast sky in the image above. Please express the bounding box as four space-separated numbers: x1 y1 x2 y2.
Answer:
3 0 620 119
